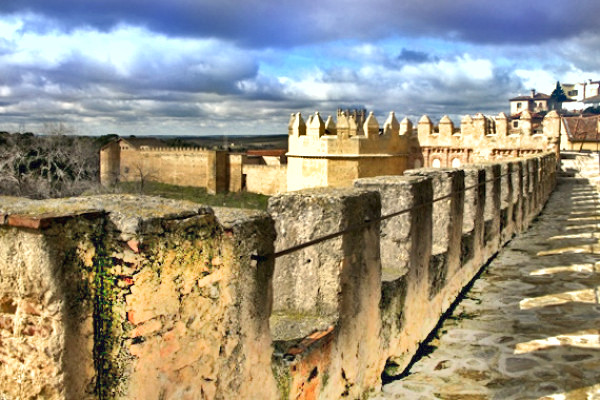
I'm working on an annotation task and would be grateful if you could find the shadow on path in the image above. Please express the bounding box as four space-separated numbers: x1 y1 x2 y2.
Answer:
374 175 600 399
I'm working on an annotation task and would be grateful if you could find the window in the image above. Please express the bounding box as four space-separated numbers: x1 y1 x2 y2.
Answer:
451 158 461 168
517 102 522 109
568 90 578 96
432 158 441 168
513 121 519 128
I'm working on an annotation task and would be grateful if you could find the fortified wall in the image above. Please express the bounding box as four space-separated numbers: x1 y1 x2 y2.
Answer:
100 140 230 194
1 150 557 399
287 110 560 191
99 111 561 196
100 139 287 195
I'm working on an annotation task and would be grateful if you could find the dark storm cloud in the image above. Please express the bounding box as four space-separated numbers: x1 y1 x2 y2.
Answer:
0 0 598 47
7 49 260 97
397 49 437 64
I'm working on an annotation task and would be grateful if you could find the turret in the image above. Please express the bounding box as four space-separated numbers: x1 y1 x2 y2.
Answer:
307 112 325 137
400 117 413 136
337 112 350 138
460 115 474 136
520 110 532 135
418 115 434 141
364 112 380 138
495 112 508 137
383 112 400 137
438 115 454 137
291 112 306 136
325 115 337 136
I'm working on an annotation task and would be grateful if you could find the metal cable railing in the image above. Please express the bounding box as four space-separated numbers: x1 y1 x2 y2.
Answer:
251 168 533 262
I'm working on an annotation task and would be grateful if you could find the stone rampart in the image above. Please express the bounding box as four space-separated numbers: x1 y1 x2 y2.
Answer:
0 195 277 399
270 152 556 399
100 142 230 194
1 152 557 399
243 164 287 195
286 110 560 192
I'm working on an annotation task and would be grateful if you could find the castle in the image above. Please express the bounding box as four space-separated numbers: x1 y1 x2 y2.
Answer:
2 104 565 399
100 110 561 195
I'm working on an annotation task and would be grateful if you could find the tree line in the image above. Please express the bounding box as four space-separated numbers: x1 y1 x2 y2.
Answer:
0 124 116 199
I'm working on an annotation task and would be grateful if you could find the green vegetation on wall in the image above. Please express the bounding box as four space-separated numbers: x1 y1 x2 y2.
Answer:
116 181 270 210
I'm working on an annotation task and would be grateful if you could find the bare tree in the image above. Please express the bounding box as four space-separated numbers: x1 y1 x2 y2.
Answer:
0 124 102 198
129 160 158 194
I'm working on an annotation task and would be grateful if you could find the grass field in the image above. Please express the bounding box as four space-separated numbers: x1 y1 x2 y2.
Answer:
116 181 270 210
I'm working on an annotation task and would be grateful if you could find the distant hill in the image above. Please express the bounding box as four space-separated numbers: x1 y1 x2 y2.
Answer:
154 134 288 151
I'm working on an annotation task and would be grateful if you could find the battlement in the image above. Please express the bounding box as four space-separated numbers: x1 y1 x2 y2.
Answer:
0 152 557 399
285 109 561 191
417 111 560 149
288 110 560 158
137 146 214 153
287 111 409 157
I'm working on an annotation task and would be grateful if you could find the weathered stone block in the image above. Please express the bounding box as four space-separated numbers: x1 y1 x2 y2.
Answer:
461 165 486 268
0 195 278 400
354 175 433 281
472 163 502 260
404 168 464 296
268 187 383 400
268 187 380 325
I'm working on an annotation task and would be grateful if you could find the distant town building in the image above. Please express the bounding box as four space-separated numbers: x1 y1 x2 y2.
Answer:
561 79 600 111
509 89 557 116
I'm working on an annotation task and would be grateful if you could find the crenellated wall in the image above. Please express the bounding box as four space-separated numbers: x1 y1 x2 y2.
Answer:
287 110 561 192
269 152 556 399
287 111 409 191
2 151 557 399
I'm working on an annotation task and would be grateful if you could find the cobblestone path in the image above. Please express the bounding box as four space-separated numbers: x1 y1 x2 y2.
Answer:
374 155 600 400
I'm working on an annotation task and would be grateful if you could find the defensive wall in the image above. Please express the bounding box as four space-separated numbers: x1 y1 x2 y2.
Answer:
1 150 557 399
99 111 561 196
100 142 230 194
287 110 560 191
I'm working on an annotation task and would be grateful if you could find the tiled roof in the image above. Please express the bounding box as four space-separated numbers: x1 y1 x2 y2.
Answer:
511 112 545 119
509 93 551 101
563 116 600 142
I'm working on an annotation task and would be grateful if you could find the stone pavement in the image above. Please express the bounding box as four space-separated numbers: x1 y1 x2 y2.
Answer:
373 153 600 400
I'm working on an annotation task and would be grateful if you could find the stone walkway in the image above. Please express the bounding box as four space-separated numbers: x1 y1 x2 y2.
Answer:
374 154 600 400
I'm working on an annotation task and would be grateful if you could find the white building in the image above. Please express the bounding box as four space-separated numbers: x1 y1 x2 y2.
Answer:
561 80 600 111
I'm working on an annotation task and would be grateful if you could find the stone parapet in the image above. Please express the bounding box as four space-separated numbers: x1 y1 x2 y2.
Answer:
1 152 558 400
268 188 383 400
0 195 277 400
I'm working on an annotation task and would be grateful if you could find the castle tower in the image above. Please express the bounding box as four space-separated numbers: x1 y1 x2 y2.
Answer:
286 110 410 191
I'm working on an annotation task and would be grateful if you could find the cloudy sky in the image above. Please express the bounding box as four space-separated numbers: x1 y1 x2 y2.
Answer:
0 0 598 136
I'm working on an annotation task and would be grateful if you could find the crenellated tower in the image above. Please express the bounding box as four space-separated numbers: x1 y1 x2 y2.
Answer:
286 110 562 191
287 111 411 191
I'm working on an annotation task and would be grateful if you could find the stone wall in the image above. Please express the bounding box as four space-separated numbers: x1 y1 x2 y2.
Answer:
1 152 557 399
243 164 287 195
287 110 561 192
270 152 556 399
0 195 277 399
100 143 229 194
